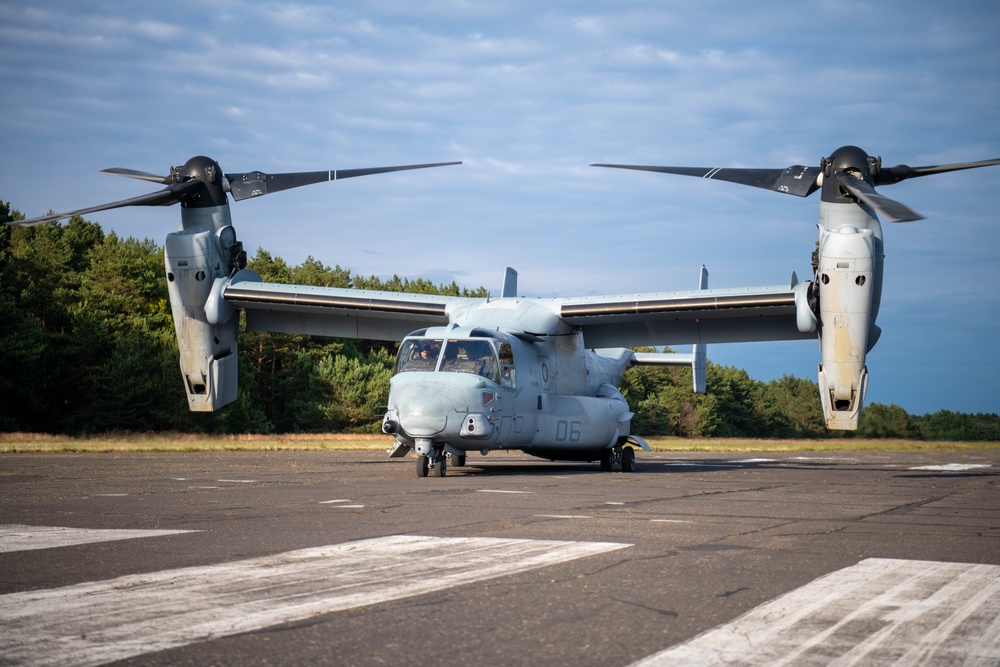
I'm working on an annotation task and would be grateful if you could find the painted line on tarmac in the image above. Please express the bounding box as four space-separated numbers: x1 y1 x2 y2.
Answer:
477 489 533 494
1 534 630 667
631 558 1000 666
0 525 197 554
910 464 992 472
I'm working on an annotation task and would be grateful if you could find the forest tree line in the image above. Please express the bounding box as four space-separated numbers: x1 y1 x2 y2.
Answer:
2 201 997 441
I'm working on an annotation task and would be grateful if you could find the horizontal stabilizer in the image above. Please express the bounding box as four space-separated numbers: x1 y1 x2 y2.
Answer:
627 264 708 393
631 349 706 393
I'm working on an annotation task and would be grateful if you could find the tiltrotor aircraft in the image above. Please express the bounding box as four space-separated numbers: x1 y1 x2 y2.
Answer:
9 147 999 477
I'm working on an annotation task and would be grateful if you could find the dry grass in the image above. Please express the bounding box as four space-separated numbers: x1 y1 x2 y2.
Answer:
642 437 997 453
0 432 393 453
0 432 995 454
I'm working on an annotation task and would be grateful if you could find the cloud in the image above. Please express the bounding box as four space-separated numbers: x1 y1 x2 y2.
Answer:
1 0 998 414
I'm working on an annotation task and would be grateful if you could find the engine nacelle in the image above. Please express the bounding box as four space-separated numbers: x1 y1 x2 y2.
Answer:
815 224 876 430
164 208 244 411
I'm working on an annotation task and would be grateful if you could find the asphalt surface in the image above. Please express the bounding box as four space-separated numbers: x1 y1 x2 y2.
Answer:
1 448 998 666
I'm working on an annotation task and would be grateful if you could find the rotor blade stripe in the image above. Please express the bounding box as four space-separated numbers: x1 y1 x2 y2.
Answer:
224 286 449 317
561 292 795 318
704 167 723 179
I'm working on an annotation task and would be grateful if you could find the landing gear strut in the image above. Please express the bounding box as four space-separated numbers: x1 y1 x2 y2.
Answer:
600 444 636 473
416 445 449 478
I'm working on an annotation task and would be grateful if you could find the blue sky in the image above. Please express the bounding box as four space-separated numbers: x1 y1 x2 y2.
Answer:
2 1 998 416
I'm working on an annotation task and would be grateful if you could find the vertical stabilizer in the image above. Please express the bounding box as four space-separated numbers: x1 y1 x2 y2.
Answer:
501 267 518 298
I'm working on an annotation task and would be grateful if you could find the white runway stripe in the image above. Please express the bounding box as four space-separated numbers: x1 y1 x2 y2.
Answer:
632 558 1000 666
0 525 197 553
0 535 629 667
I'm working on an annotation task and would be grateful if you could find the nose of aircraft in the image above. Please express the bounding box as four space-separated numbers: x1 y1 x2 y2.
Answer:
391 378 471 437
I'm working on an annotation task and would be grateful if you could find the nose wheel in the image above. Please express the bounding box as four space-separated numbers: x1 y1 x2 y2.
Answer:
416 447 448 478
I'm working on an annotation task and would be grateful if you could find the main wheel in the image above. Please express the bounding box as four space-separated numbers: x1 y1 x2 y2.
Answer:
599 449 612 472
416 454 429 478
434 456 447 477
621 446 635 473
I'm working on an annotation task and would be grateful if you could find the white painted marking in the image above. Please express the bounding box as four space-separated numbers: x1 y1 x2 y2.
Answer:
94 494 127 497
319 499 351 504
0 535 629 667
536 515 592 519
218 479 258 483
662 462 734 468
197 486 220 489
477 489 532 494
0 525 197 554
791 456 855 461
650 519 694 524
327 505 365 509
631 558 1000 666
605 502 625 505
910 463 992 472
725 458 777 464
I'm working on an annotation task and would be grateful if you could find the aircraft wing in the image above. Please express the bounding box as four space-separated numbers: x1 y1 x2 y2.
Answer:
556 280 815 348
223 274 478 341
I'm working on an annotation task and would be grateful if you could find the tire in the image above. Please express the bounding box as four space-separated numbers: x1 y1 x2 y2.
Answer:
434 457 447 477
600 449 612 472
621 446 635 473
417 454 429 478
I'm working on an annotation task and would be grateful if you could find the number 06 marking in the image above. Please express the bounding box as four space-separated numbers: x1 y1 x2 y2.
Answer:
556 420 582 442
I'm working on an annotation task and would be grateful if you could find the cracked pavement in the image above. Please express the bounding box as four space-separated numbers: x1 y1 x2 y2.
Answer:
1 449 997 666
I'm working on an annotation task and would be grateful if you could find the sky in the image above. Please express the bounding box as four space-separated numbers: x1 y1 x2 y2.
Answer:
1 1 998 417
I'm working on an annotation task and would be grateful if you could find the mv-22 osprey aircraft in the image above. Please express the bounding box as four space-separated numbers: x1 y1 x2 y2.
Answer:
10 147 999 476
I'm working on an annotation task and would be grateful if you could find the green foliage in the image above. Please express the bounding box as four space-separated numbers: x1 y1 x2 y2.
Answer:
0 202 996 439
315 347 395 432
765 375 826 437
858 402 915 439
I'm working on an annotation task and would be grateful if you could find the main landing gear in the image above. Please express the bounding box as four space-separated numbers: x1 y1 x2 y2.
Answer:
600 444 636 473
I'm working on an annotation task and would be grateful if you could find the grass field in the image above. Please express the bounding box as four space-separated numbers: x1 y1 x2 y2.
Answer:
1 432 996 454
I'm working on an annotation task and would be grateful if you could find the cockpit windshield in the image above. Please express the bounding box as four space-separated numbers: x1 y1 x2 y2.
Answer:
395 339 443 373
395 337 507 384
440 339 499 382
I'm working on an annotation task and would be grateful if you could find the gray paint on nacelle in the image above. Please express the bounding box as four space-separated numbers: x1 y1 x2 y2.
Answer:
165 204 240 411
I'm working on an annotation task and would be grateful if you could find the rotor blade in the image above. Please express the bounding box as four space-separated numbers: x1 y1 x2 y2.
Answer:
591 163 822 197
837 172 923 222
100 167 171 184
225 161 462 201
8 181 202 227
876 157 1000 186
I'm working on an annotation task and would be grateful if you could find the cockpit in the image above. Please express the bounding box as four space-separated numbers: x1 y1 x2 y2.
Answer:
395 334 516 388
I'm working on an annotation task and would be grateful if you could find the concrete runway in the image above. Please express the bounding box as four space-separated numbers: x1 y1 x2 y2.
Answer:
1 449 998 666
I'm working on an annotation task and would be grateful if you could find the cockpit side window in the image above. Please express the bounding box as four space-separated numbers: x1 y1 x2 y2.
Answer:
497 342 515 389
395 339 443 374
440 339 499 382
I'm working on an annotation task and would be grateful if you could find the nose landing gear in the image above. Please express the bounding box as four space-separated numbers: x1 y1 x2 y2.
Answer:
416 445 448 478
